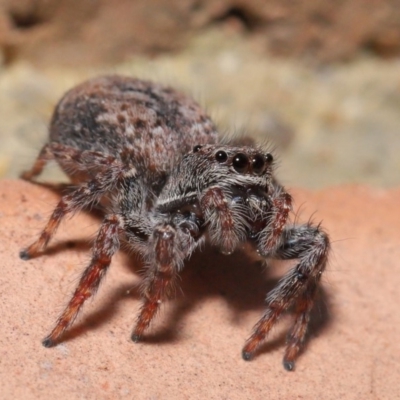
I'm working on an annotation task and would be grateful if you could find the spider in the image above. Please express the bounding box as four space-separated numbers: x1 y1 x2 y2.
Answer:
20 75 329 371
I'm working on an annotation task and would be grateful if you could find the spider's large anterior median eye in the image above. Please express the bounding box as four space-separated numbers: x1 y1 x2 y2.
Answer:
233 153 249 173
251 154 265 174
215 150 228 163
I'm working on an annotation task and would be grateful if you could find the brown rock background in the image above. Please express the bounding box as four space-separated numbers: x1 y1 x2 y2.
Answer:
1 0 400 65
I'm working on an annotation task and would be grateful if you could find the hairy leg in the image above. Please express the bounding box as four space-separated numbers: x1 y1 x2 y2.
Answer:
200 186 247 254
258 188 292 255
23 142 129 179
20 178 115 259
282 279 318 370
243 224 329 370
42 214 121 347
21 144 52 181
132 224 184 341
20 144 134 259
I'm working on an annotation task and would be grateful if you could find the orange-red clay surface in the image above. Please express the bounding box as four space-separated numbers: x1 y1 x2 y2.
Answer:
0 180 399 399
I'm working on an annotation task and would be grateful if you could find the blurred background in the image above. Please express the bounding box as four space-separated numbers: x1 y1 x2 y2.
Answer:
1 0 400 188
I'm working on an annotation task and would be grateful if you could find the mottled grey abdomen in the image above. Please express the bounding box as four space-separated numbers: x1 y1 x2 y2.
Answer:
49 75 218 175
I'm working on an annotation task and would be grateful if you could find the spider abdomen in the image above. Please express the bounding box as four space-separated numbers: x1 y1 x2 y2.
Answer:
50 75 218 182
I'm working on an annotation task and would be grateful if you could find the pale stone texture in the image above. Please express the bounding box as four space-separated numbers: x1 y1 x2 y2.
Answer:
1 1 400 190
2 36 400 188
0 180 399 399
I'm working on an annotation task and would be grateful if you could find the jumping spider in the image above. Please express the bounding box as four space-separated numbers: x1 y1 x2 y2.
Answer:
20 75 329 371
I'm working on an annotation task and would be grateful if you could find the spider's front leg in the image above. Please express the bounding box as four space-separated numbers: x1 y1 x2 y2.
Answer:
42 214 121 347
258 188 292 255
200 186 248 254
131 224 185 342
243 223 330 371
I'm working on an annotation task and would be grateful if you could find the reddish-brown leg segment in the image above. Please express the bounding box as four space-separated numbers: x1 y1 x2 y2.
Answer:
22 143 127 180
260 191 292 255
20 144 132 260
42 214 120 347
200 186 246 254
20 180 111 259
283 281 318 370
243 224 329 370
47 143 128 177
131 225 181 341
20 144 52 181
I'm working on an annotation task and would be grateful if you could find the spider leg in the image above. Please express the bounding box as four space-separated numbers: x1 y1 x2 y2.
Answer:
20 145 134 260
22 142 129 181
47 143 128 178
282 278 318 371
132 224 183 342
20 179 112 259
200 186 247 254
20 144 53 181
243 223 329 371
259 189 292 255
42 214 121 347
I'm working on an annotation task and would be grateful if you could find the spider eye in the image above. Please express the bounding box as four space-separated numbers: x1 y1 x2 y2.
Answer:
232 153 249 173
193 145 202 153
265 153 273 163
251 154 265 174
215 150 228 163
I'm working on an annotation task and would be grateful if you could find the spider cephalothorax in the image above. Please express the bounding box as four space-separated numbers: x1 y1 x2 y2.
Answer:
20 75 329 371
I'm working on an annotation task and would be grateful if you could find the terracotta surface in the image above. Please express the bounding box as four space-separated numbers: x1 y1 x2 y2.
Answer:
0 179 399 399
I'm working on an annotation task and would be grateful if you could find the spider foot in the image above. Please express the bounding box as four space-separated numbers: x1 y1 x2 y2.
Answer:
283 360 295 371
242 350 254 361
42 337 56 348
131 333 142 343
19 249 32 260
